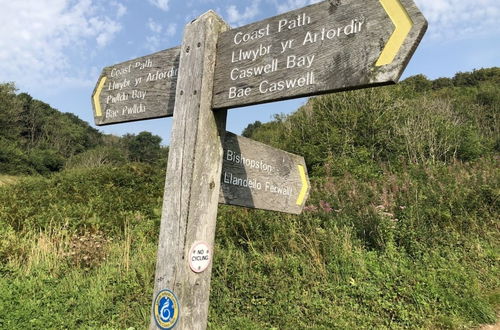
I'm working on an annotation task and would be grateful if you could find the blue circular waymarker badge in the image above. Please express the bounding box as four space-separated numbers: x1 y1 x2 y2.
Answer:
154 289 180 329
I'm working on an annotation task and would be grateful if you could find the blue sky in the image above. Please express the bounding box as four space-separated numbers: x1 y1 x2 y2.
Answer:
0 0 499 145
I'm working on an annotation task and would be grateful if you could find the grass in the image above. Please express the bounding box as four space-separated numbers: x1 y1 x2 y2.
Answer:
0 216 157 329
210 157 499 328
1 69 498 328
0 160 497 328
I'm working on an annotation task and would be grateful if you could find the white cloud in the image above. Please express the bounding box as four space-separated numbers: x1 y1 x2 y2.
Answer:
148 18 163 34
0 0 123 90
146 35 162 52
145 20 177 52
92 17 122 47
166 23 177 37
149 0 170 11
414 0 500 41
269 0 499 41
112 1 127 18
226 1 262 26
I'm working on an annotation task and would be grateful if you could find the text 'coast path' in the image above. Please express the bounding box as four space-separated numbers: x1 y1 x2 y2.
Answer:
212 0 427 109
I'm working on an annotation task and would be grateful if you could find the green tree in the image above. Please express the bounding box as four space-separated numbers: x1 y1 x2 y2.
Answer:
0 83 22 141
122 131 163 163
402 74 432 93
432 77 454 90
453 67 500 87
242 120 262 138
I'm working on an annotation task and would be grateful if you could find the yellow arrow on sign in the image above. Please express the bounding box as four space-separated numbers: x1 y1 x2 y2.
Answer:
376 0 413 66
93 76 107 117
296 165 309 206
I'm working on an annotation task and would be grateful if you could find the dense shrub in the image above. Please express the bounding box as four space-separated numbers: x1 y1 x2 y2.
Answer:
0 164 164 234
246 69 499 177
64 146 128 170
0 139 33 175
0 69 498 328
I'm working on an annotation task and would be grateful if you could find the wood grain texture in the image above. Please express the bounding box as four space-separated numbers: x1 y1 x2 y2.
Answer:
149 11 229 330
92 47 180 126
219 132 310 214
212 0 427 109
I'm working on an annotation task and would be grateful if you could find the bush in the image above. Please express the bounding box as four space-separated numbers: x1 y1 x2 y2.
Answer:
1 69 498 328
64 146 128 170
0 163 164 234
0 138 33 175
28 149 65 174
0 159 498 328
122 131 163 164
244 73 498 173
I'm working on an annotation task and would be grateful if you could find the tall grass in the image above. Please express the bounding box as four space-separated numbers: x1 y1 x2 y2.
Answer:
1 70 499 328
2 159 496 328
0 190 158 328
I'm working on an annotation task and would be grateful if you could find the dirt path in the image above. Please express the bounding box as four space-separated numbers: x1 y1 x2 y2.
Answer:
478 312 500 330
0 175 18 186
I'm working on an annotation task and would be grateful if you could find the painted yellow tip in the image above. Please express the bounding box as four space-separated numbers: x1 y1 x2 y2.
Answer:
93 76 107 117
296 165 308 206
376 0 413 66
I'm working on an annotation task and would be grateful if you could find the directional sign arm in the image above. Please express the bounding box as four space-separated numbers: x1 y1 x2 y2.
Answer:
219 132 310 214
212 0 427 109
376 0 413 66
91 47 180 126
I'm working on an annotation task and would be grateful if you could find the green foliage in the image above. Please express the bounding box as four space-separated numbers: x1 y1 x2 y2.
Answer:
453 67 500 87
0 164 161 328
0 69 498 328
18 93 102 157
0 83 22 141
0 84 103 174
432 77 454 90
122 131 164 164
0 83 169 174
64 146 128 170
242 120 262 138
0 229 157 329
402 74 433 92
210 157 498 329
0 138 33 175
27 148 65 174
0 158 498 329
0 164 164 234
243 68 500 177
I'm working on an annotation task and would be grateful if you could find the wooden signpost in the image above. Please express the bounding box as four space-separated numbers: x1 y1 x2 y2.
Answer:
92 47 180 125
91 1 426 329
220 132 309 214
212 0 427 109
147 12 229 330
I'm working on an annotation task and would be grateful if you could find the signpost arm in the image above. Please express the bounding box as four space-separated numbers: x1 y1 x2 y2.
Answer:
149 11 229 330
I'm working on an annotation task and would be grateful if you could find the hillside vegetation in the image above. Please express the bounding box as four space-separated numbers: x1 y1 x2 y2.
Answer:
0 83 167 174
245 68 499 175
0 68 499 328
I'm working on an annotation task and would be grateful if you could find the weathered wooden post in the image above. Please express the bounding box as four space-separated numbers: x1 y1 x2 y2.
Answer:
90 1 427 328
148 11 229 330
